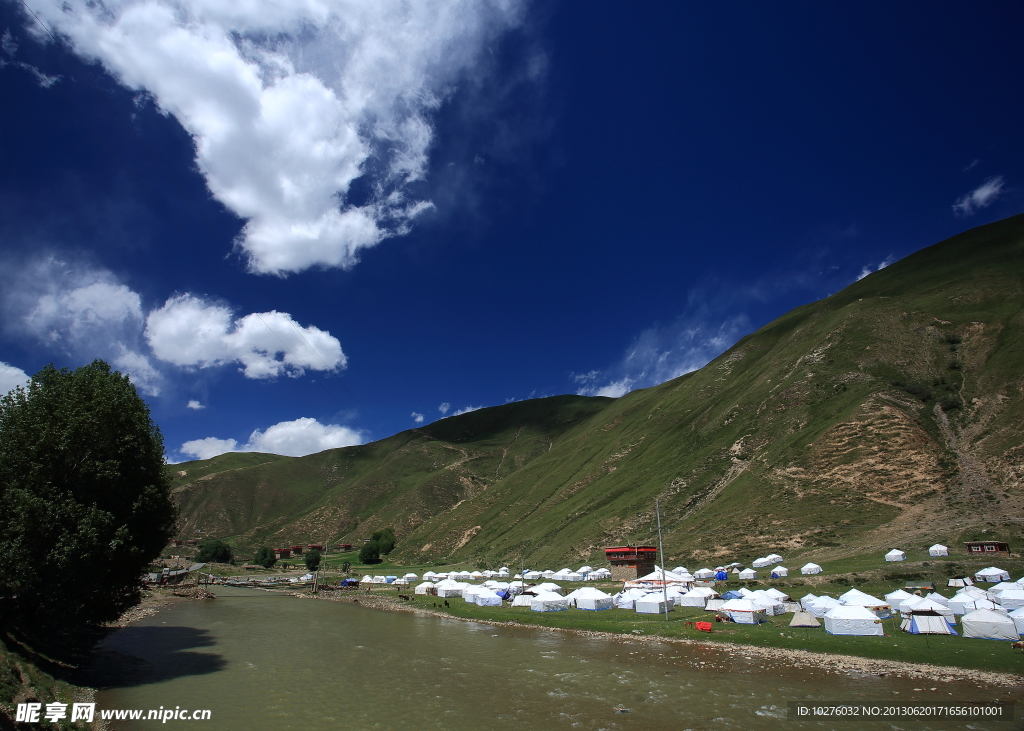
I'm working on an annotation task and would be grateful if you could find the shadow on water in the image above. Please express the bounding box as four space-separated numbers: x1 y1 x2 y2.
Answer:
78 626 226 689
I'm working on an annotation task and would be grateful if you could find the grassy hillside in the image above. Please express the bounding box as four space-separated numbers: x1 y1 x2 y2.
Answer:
171 214 1024 569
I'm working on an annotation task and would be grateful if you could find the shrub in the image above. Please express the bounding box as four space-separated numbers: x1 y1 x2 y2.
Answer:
304 549 322 572
254 547 277 569
196 539 233 564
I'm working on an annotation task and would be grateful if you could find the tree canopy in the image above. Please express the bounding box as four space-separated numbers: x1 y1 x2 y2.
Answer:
195 539 233 564
254 547 277 569
303 548 321 572
0 361 176 628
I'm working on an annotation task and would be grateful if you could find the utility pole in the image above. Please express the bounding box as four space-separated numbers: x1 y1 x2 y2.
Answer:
656 499 669 621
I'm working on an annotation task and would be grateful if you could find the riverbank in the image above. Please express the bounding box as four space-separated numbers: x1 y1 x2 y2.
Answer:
306 589 1023 690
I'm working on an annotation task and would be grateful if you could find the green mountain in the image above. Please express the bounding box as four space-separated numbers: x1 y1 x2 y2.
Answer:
172 214 1024 567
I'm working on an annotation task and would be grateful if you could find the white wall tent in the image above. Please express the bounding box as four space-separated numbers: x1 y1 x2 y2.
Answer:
414 581 435 595
635 594 673 614
960 608 1018 640
950 595 1000 615
947 576 973 588
530 591 568 612
885 589 913 606
838 589 892 618
475 590 502 606
885 549 907 562
511 593 533 607
801 563 822 575
752 557 772 568
566 587 613 610
705 598 727 612
676 587 717 607
790 611 820 628
765 554 784 564
996 589 1024 611
975 567 1011 583
807 596 841 618
738 568 757 580
928 544 949 556
1008 607 1024 636
901 614 955 635
989 582 1022 598
823 606 884 636
613 589 648 609
900 598 954 623
672 566 689 575
799 593 818 609
720 598 767 624
535 582 563 595
764 588 789 601
925 592 949 606
769 566 789 578
694 568 716 579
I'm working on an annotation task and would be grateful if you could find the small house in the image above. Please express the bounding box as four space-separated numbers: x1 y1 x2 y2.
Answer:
964 541 1011 557
274 548 292 560
289 545 304 555
337 543 353 551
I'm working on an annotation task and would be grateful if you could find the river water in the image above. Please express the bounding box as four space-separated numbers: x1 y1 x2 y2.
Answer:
90 587 1018 730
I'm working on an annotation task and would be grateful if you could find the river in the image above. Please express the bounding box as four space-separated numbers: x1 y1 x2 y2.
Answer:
89 587 1018 730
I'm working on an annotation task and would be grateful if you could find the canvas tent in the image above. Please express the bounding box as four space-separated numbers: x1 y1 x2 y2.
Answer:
1008 607 1024 636
823 606 884 636
885 589 913 606
801 563 822 575
995 589 1024 611
900 597 954 623
675 587 717 607
975 567 1011 583
693 568 716 579
414 581 435 595
530 591 568 612
807 596 841 618
901 613 956 635
635 594 673 614
885 549 907 562
738 568 757 580
799 593 818 609
947 576 974 588
770 566 789 578
960 608 1018 640
475 590 503 607
925 592 949 606
790 611 820 628
720 598 767 624
929 544 949 556
566 587 613 611
752 557 772 568
838 589 892 618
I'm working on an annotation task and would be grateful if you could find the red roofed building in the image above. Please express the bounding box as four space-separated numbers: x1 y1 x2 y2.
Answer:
604 545 658 581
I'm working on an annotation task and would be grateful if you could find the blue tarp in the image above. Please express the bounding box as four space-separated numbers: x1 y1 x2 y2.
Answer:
721 591 743 599
715 571 728 581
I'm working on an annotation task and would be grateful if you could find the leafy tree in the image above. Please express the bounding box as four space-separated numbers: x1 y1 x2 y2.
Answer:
304 548 322 572
254 547 277 569
359 541 380 563
0 361 176 628
371 528 396 555
195 539 233 564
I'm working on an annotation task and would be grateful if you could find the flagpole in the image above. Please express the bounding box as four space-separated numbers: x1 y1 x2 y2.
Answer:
656 499 669 621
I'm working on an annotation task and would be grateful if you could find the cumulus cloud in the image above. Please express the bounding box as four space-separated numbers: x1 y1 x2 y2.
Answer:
856 256 893 281
450 404 482 416
145 293 345 378
179 436 237 460
29 0 529 275
576 314 751 399
179 416 364 460
411 411 424 424
953 176 1006 216
438 402 450 414
1 29 61 87
0 362 30 394
2 257 162 394
187 399 204 410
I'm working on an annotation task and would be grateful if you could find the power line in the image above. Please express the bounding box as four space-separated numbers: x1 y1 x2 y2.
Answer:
15 4 390 438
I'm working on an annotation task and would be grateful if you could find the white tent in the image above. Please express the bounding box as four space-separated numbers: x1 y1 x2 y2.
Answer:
801 563 822 575
989 582 1022 598
769 566 789 578
675 587 718 607
470 571 484 579
705 598 727 612
790 611 820 628
738 568 757 580
403 573 418 580
996 589 1024 611
975 567 1011 583
752 557 772 568
613 588 648 609
900 597 954 623
947 576 973 588
799 593 818 609
565 585 610 610
435 580 467 598
511 593 533 607
523 571 542 580
672 566 689 575
949 595 1001 615
885 589 913 606
925 591 949 606
461 585 483 603
720 598 767 624
635 594 673 614
824 606 884 636
635 568 690 583
901 614 955 635
838 589 892 618
475 590 503 606
414 581 435 595
530 591 568 612
807 596 841 618
541 570 556 579
928 544 949 556
766 554 784 564
535 582 563 595
961 608 1018 640
748 591 786 616
1008 607 1024 636
885 549 907 562
694 568 716 579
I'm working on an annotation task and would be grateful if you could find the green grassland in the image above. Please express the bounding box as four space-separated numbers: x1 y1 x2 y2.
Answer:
170 213 1024 574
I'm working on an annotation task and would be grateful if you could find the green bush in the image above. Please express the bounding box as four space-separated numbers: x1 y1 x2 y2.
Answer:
371 528 396 555
254 547 277 569
304 549 322 572
359 541 380 563
196 539 233 564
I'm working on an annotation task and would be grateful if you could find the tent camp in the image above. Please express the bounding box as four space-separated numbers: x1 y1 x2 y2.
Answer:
929 544 949 556
823 606 884 636
885 549 907 562
748 592 786 616
530 592 568 612
975 567 1011 583
614 589 648 609
961 608 1018 640
801 563 822 575
738 568 757 580
720 598 767 624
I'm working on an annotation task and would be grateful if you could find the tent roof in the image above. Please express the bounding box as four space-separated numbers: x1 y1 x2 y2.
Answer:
825 605 878 619
961 608 1014 624
790 611 820 627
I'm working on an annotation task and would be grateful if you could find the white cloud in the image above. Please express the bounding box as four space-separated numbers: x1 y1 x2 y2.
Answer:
187 399 205 410
1 29 61 87
856 256 894 281
0 362 30 394
3 257 162 395
438 402 450 414
181 416 365 459
30 0 529 275
180 436 238 460
450 404 482 416
576 314 750 399
411 411 424 424
145 293 346 378
953 176 1005 216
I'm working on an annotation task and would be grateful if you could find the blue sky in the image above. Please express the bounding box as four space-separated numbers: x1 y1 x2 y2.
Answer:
1 2 1022 461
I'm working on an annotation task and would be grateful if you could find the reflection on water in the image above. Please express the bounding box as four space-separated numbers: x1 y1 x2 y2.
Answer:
95 588 1020 730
